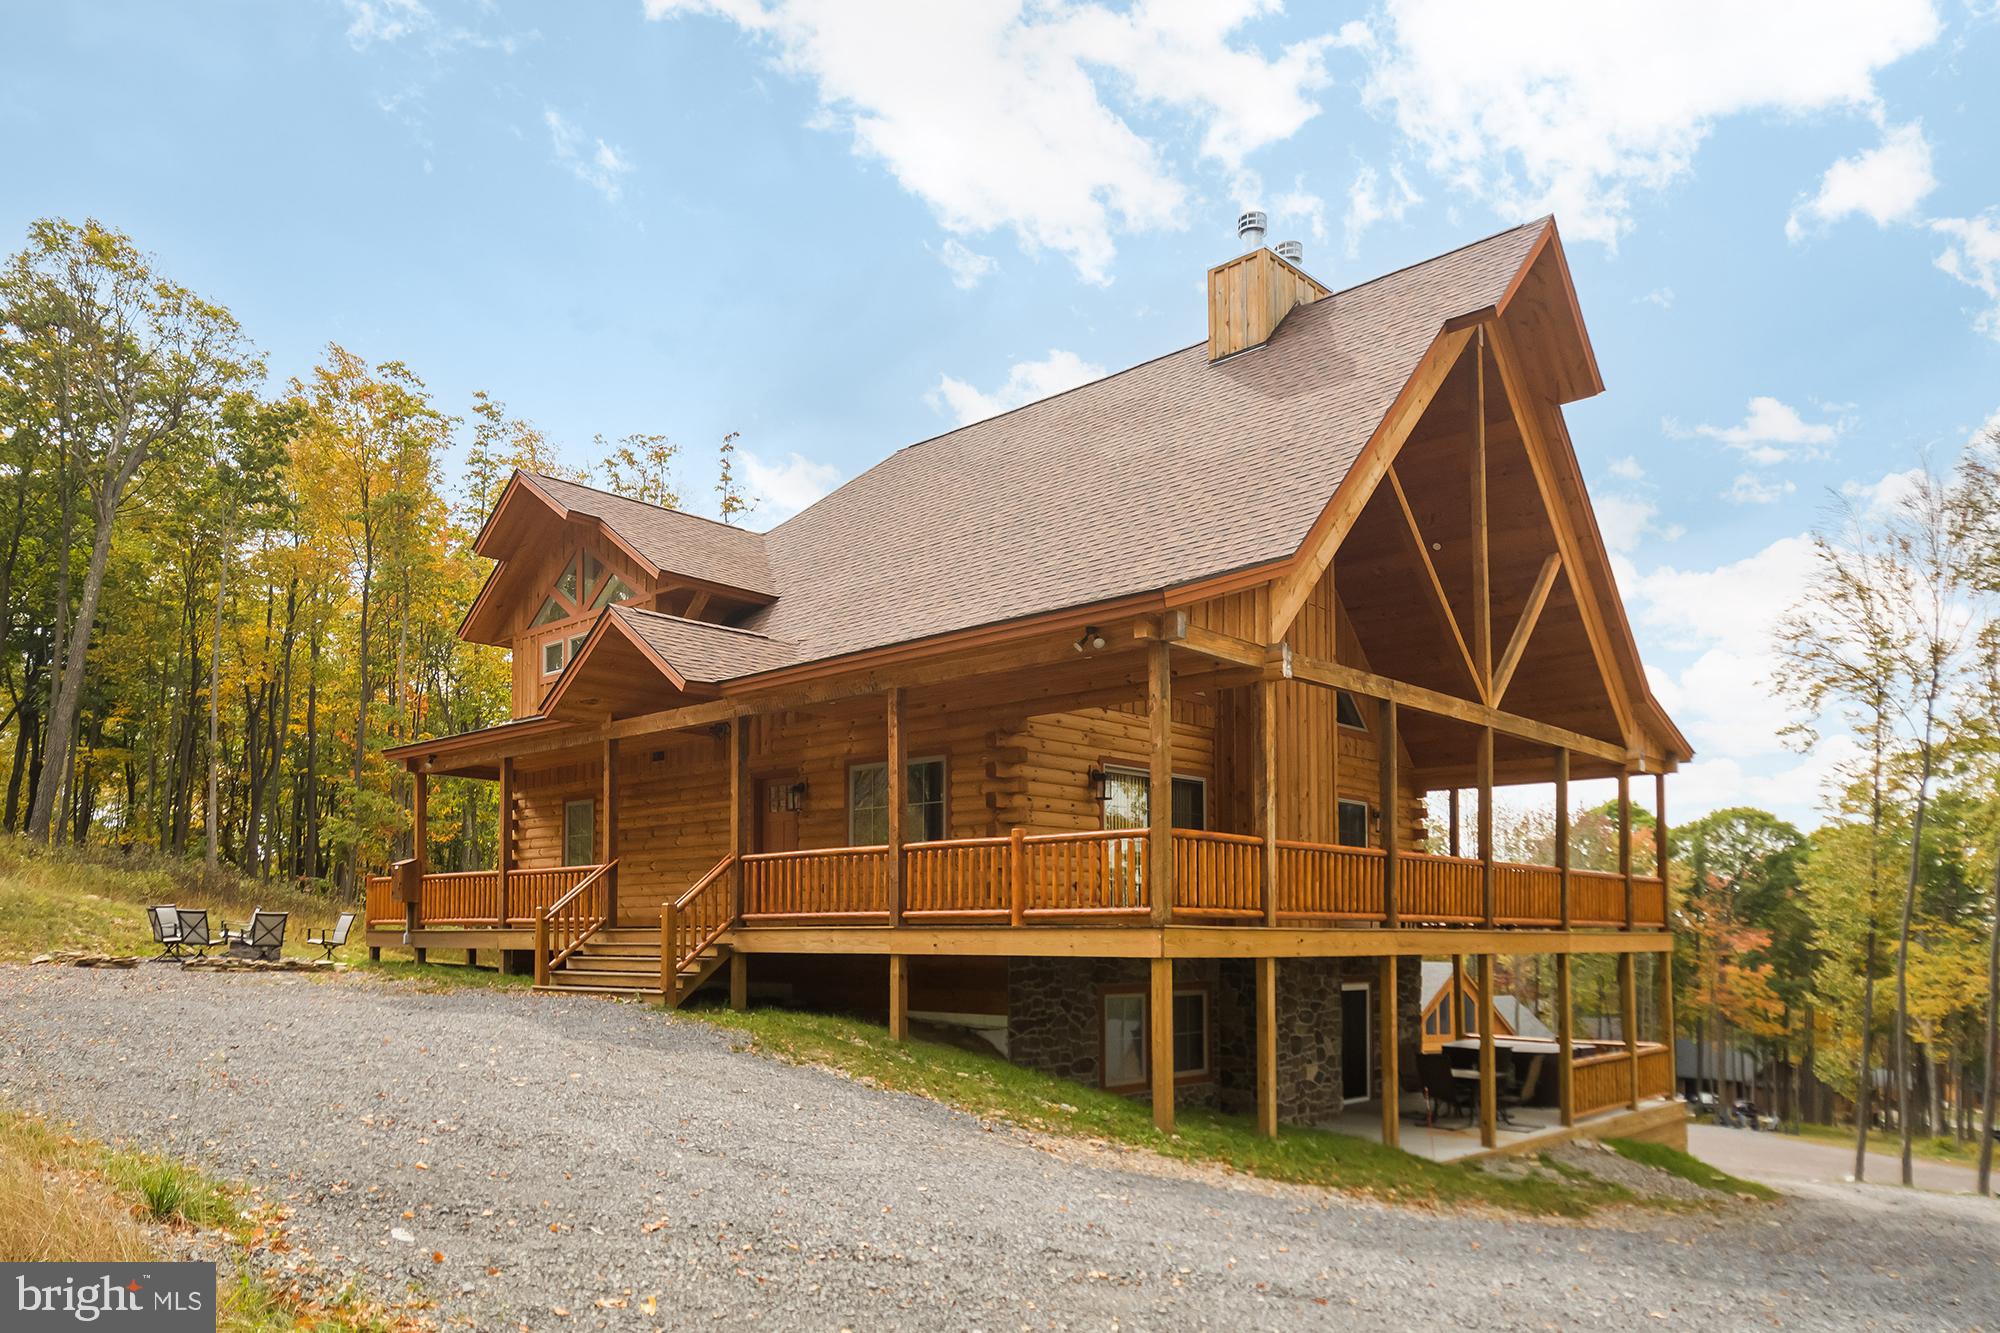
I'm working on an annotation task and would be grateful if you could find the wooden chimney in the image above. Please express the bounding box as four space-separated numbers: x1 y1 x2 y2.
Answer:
1206 248 1330 362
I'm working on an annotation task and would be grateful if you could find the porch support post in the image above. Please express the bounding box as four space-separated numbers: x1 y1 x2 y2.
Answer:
1477 726 1495 926
1621 952 1641 1110
1150 956 1175 1133
729 716 749 922
1378 698 1400 926
1147 640 1174 926
1657 770 1676 1093
1257 680 1279 927
1659 948 1676 1099
409 768 428 941
1449 954 1465 1039
1557 952 1575 1127
1378 954 1400 1147
659 896 677 1008
730 950 748 1013
1256 956 1278 1138
496 757 514 926
1618 770 1634 930
1448 788 1461 857
601 737 619 921
888 954 909 1041
1554 748 1571 930
885 687 906 927
1476 953 1498 1148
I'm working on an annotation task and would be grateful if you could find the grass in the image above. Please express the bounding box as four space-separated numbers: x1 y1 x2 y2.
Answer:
1793 1120 1991 1167
686 1001 1753 1218
0 1105 412 1330
0 836 347 963
1607 1137 1778 1200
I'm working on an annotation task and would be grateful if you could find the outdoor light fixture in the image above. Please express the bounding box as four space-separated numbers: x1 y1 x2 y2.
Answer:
1073 626 1107 653
785 781 808 811
1087 767 1110 802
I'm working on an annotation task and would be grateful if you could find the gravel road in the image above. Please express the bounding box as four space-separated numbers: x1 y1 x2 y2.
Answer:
3 966 1995 1331
1688 1122 1987 1194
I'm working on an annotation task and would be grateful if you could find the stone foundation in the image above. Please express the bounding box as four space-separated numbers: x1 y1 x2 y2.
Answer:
1007 953 1426 1127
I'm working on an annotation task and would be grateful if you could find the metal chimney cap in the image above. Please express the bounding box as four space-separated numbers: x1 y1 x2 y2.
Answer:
1274 239 1303 265
1236 210 1268 249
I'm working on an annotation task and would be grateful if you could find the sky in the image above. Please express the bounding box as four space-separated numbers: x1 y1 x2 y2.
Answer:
4 1 1999 832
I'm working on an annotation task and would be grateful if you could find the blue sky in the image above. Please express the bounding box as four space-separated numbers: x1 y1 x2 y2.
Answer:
5 1 1999 828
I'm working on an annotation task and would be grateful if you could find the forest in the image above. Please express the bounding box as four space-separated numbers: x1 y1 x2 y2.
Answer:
1 217 1995 1181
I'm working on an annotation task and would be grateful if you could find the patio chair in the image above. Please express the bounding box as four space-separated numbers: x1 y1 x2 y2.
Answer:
1497 1054 1546 1131
147 905 183 960
172 907 214 958
223 909 288 961
1419 1052 1475 1126
305 912 354 961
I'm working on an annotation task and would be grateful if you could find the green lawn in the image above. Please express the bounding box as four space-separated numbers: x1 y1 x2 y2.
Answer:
685 1001 1768 1217
1793 1120 1993 1168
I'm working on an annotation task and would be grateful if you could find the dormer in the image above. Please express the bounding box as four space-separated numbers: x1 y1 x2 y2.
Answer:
460 471 776 716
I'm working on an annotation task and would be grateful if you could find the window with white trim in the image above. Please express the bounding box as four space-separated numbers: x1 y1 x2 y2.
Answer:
1100 987 1209 1089
563 798 595 866
847 758 947 844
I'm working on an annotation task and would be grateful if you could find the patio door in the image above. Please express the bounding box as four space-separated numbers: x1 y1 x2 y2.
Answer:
1340 983 1371 1104
756 774 800 854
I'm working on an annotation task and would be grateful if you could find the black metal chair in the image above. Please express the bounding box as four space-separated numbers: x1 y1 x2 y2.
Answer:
305 912 354 961
172 908 213 957
1419 1052 1475 1125
223 909 288 961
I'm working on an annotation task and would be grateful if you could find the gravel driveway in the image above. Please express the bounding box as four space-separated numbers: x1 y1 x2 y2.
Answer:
2 967 1995 1331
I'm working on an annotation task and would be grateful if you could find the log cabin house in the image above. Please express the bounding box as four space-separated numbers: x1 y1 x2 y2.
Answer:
375 215 1690 1153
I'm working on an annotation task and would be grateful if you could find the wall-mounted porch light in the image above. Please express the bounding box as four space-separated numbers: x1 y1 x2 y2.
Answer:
1087 767 1110 803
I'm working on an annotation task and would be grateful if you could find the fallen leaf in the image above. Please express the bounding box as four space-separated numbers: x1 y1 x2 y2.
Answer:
432 1252 445 1264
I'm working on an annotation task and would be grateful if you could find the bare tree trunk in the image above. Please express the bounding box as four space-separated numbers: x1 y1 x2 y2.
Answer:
29 489 117 841
205 531 226 869
1893 737 1937 1187
1979 849 1998 1196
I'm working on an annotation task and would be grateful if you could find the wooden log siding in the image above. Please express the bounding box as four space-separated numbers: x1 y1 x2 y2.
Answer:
1171 829 1264 918
741 845 891 920
1275 842 1385 919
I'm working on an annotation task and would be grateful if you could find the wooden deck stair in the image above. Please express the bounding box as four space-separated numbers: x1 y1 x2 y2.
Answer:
532 926 729 1006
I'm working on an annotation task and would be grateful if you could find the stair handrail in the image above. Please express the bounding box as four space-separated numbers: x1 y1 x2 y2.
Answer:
534 860 616 985
663 854 737 983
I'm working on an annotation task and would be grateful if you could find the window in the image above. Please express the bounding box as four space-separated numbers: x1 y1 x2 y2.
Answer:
1425 1005 1446 1037
568 631 589 660
582 551 604 593
563 798 595 866
555 555 579 601
1101 768 1206 831
531 597 568 628
542 639 566 676
591 574 636 610
1461 994 1478 1035
847 758 947 844
1337 799 1371 848
1102 993 1147 1089
1335 690 1367 730
1172 991 1209 1076
1100 988 1209 1089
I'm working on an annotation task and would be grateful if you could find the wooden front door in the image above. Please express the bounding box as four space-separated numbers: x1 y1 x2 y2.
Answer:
755 774 800 854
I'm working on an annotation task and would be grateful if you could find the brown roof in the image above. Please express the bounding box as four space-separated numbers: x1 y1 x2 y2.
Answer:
524 473 776 598
613 606 798 683
737 220 1547 663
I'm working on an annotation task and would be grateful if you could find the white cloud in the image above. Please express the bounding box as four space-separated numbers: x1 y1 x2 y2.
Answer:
1837 466 1924 517
1691 395 1840 465
645 0 1334 282
929 349 1106 427
1724 472 1797 505
1270 179 1329 246
544 108 633 202
934 238 997 290
1785 121 1935 240
741 449 841 522
1351 0 1941 245
1931 210 2000 337
1606 456 1646 482
1636 287 1675 309
344 0 431 47
1592 493 1680 553
1341 162 1423 256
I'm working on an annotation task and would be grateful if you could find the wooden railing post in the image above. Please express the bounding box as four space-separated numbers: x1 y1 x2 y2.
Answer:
1476 727 1495 926
1621 951 1640 1109
1476 953 1498 1148
1618 769 1634 930
1149 956 1175 1132
659 898 677 1007
1378 954 1400 1147
885 687 905 927
1556 951 1575 1127
496 757 514 926
1009 826 1027 926
1553 747 1571 930
728 715 749 923
1146 639 1174 926
1378 698 1400 926
533 912 548 987
1257 679 1278 927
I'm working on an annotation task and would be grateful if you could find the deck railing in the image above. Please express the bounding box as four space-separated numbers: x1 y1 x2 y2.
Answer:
742 845 891 921
1571 1041 1671 1117
363 863 598 929
905 836 1012 920
364 875 399 926
1019 829 1149 918
663 854 736 978
534 860 615 984
1276 842 1384 920
1399 852 1483 923
1171 830 1262 918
